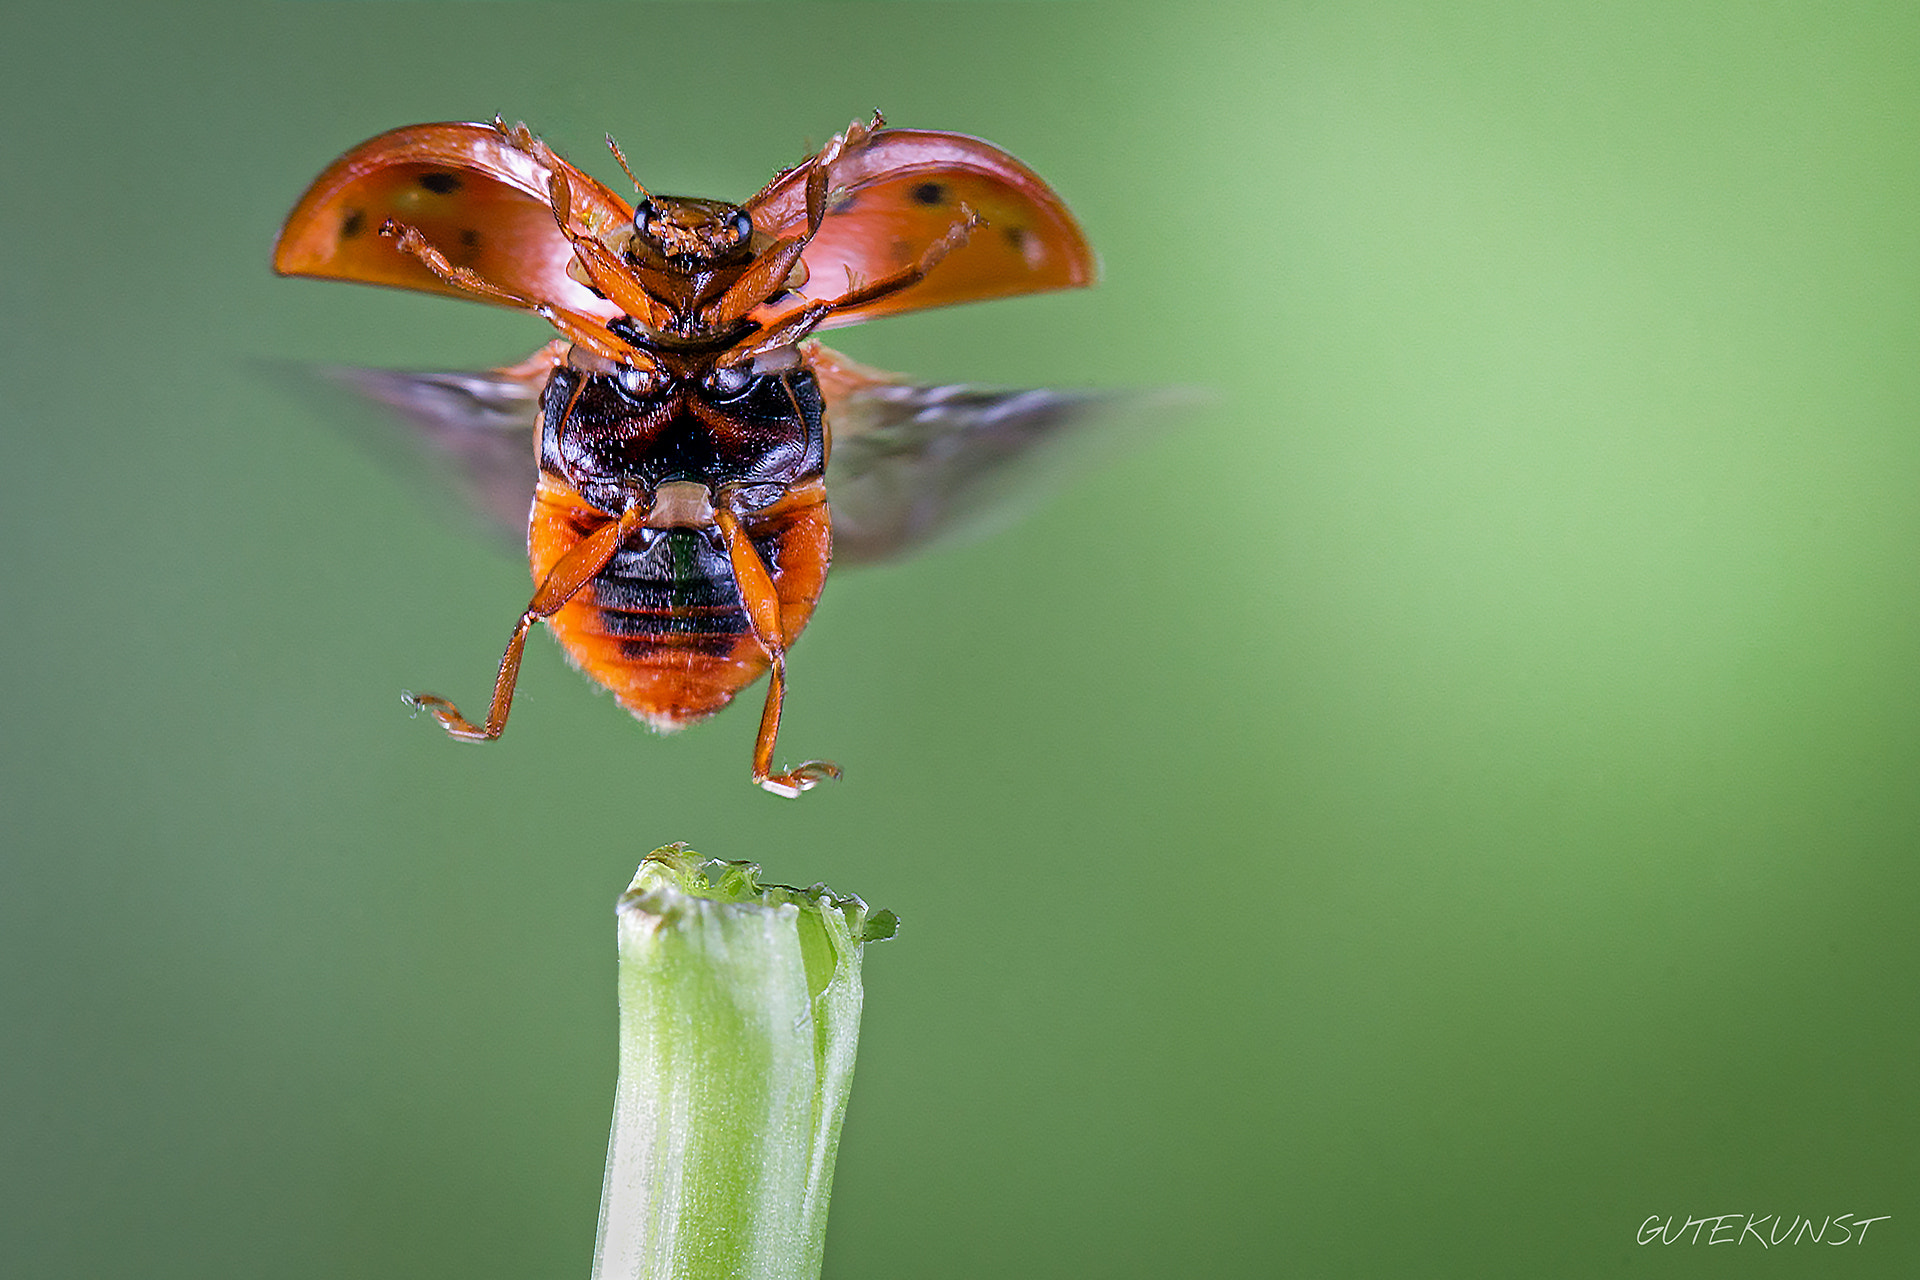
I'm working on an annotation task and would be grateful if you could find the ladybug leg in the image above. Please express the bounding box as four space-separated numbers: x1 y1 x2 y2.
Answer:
407 506 646 742
713 507 840 798
381 220 537 307
826 205 981 309
802 112 884 233
708 234 808 321
737 208 983 358
382 221 641 366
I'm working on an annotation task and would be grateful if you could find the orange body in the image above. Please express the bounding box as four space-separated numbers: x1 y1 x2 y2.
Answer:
530 473 831 732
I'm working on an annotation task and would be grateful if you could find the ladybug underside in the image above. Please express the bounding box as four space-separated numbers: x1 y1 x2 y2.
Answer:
274 116 1098 795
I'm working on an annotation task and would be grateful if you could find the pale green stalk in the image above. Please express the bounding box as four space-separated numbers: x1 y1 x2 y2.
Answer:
591 845 896 1280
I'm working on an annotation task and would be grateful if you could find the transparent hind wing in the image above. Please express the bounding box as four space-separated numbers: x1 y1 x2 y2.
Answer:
815 345 1150 565
301 357 549 546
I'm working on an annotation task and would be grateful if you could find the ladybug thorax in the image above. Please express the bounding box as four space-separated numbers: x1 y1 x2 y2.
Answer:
537 361 825 515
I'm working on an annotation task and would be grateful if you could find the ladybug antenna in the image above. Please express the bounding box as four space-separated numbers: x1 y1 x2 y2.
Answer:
604 134 650 203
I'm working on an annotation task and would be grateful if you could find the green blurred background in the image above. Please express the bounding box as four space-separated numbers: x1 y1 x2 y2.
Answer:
5 2 1916 1275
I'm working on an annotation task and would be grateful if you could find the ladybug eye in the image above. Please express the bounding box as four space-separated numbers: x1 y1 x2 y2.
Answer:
730 210 754 242
631 199 656 238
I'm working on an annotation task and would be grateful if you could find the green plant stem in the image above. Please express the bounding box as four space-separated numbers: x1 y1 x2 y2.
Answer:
592 845 896 1280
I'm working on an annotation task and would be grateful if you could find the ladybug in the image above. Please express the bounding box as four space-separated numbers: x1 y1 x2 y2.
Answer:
275 116 1099 795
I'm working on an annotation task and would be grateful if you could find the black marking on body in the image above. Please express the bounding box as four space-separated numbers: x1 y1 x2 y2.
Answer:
911 181 946 205
611 626 743 660
539 364 827 506
419 172 462 195
589 530 750 641
341 208 365 238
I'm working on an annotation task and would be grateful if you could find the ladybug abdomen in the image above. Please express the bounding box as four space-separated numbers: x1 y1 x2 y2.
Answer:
592 530 751 642
530 482 830 733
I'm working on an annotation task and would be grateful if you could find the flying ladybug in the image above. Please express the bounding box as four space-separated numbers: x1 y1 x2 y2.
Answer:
274 115 1101 796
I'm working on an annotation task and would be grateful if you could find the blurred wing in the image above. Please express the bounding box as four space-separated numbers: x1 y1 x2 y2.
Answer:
301 363 544 547
749 130 1097 331
814 347 1140 565
273 121 619 318
290 347 1166 564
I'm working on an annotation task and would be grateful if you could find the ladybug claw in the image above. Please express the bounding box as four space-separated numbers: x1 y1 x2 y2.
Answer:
758 759 842 799
401 690 491 741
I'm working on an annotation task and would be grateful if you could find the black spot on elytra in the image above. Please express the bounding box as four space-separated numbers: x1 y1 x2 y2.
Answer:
911 181 946 206
419 172 462 195
458 228 482 248
341 208 365 238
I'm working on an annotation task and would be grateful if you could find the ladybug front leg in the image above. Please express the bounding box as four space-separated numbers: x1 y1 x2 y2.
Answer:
736 207 982 360
407 505 646 742
382 221 641 366
713 506 840 798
